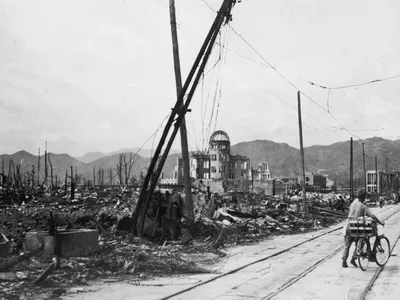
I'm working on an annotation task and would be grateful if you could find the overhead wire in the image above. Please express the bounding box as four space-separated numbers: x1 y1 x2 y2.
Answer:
304 74 400 90
212 25 230 136
200 0 399 171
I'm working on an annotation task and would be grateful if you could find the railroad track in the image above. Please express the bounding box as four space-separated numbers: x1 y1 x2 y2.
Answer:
261 206 400 300
160 205 399 300
358 215 400 300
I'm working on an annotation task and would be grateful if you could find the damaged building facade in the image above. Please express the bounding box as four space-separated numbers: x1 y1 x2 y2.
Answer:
190 130 250 181
160 130 250 187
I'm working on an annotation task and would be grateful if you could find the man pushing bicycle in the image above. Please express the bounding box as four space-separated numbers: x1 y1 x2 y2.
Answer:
341 189 385 268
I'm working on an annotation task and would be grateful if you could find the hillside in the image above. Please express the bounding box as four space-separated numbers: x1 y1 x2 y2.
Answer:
2 137 400 187
231 140 301 177
75 148 182 163
76 152 106 164
230 137 400 186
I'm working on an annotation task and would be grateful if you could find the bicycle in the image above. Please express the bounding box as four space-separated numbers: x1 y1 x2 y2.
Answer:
348 217 390 271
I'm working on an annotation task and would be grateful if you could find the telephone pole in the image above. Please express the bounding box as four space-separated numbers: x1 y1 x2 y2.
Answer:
44 141 48 186
297 91 307 212
350 137 353 200
169 0 194 222
362 142 366 192
375 155 378 200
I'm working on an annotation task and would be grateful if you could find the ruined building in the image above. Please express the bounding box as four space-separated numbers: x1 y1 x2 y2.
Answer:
190 130 250 180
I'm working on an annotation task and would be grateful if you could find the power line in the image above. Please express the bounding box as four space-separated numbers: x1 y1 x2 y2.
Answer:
305 74 400 90
200 0 399 162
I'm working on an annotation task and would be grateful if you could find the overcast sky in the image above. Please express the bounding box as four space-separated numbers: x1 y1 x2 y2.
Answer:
1 0 400 157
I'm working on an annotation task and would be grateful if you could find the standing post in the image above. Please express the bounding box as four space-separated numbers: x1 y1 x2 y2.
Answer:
37 147 41 186
44 141 48 186
169 0 194 222
350 137 353 200
385 158 388 196
362 142 366 192
375 155 378 200
297 91 307 212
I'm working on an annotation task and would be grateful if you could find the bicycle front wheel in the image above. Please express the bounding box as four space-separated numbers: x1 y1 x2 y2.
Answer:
375 236 391 266
357 238 370 271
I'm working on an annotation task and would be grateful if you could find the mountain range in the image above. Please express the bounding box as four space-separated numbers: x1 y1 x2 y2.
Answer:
1 137 399 186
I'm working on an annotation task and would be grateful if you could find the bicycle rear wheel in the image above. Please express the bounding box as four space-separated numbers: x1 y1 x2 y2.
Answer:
357 238 370 271
375 236 391 266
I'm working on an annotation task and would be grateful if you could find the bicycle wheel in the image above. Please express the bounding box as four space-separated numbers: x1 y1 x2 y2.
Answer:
375 236 391 266
357 238 370 271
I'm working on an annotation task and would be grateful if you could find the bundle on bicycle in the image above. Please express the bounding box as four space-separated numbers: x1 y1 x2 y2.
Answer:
341 189 386 269
348 217 390 271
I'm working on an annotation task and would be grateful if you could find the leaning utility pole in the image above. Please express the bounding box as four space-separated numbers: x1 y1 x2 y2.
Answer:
297 91 307 212
362 142 366 192
169 0 194 222
131 0 239 237
350 137 353 200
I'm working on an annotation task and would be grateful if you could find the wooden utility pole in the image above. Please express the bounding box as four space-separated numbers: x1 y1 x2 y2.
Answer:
64 170 68 196
44 141 48 186
350 137 353 200
70 166 75 200
362 142 366 192
297 91 307 212
375 155 378 200
169 0 194 222
37 147 41 186
131 0 239 237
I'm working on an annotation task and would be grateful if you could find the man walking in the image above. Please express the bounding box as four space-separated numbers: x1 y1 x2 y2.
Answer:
342 189 385 268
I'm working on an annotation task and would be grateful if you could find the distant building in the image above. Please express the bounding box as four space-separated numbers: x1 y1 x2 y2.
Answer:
160 156 183 185
366 170 379 194
300 172 327 190
190 130 250 180
255 162 271 181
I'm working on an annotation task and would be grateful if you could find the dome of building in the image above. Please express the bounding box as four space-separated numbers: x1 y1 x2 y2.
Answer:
209 130 230 143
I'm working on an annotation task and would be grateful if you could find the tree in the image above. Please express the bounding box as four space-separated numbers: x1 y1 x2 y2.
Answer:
116 154 124 186
139 171 145 185
123 153 136 186
1 156 4 175
30 165 36 188
48 154 54 188
109 168 113 186
93 165 96 187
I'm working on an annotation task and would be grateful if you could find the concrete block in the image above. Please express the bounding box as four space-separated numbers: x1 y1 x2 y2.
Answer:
43 236 55 255
85 197 97 207
25 231 49 251
57 229 98 258
0 233 10 257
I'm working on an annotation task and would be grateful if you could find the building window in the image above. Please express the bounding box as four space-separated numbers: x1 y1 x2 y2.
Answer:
220 154 225 161
306 177 310 181
221 145 226 149
243 162 247 169
367 186 371 192
204 173 209 179
211 154 217 161
211 167 217 173
203 161 209 168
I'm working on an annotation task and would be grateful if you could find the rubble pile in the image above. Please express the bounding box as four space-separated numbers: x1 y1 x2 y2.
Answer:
0 186 350 299
191 191 348 249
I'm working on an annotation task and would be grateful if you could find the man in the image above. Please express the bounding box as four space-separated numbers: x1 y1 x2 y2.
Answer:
341 189 385 268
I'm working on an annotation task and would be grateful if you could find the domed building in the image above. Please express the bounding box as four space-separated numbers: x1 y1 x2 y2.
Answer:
190 130 250 180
